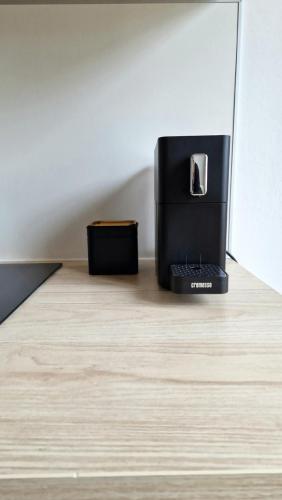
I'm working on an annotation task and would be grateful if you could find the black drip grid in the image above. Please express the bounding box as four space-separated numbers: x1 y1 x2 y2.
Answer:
170 264 226 279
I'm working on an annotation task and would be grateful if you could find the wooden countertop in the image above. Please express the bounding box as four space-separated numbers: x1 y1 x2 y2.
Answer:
0 259 282 499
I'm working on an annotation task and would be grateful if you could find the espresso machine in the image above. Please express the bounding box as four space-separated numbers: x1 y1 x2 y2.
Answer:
155 135 230 294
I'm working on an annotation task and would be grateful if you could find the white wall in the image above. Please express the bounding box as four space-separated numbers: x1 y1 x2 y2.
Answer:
0 4 237 260
230 0 282 293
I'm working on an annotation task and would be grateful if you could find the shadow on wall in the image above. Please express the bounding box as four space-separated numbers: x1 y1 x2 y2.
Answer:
47 167 154 259
95 168 154 258
0 3 210 89
0 2 225 261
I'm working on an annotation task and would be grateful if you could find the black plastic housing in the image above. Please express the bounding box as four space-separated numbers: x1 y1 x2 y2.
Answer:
155 136 230 294
170 264 228 294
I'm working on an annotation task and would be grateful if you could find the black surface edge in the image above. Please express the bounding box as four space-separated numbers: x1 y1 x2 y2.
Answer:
0 263 62 325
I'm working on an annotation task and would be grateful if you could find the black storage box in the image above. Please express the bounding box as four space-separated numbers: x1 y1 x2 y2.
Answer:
87 220 138 275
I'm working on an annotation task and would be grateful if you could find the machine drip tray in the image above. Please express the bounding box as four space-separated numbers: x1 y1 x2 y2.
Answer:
170 264 228 294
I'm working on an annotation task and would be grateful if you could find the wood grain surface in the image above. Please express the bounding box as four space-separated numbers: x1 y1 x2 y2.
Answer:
0 0 240 5
0 474 282 500
0 260 281 497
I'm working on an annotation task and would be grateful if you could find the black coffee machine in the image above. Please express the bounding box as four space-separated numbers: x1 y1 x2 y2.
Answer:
155 135 230 294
